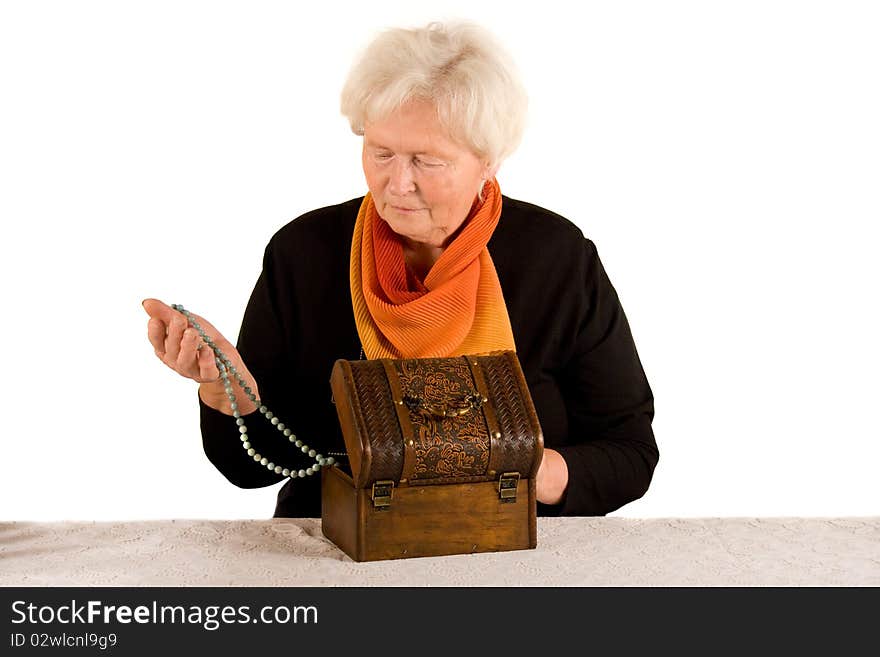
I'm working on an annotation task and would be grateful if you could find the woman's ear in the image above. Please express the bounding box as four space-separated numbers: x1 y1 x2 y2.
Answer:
483 161 500 180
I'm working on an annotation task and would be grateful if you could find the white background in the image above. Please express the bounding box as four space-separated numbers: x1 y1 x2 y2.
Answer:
1 1 877 521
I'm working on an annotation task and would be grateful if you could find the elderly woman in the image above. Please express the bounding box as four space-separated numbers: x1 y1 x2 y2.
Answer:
143 21 657 518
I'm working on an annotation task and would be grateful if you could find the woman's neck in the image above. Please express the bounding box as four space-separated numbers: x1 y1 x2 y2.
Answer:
400 211 473 279
403 242 443 281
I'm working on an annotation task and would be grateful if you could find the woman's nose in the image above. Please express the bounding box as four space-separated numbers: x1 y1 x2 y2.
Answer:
388 158 416 195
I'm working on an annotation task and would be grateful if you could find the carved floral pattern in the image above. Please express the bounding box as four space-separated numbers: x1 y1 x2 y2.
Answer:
395 358 490 479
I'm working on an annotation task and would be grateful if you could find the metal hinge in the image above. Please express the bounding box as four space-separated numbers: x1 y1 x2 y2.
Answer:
371 480 394 510
498 472 520 503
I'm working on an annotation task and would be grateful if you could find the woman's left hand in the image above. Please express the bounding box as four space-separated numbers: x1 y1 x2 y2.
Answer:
536 448 569 506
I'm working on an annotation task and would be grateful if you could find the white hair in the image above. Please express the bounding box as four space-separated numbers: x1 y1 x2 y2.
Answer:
340 21 528 167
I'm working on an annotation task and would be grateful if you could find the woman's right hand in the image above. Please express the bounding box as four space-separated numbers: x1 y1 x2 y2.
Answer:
142 298 259 415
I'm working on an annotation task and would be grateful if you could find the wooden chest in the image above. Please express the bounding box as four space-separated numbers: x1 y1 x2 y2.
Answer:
321 351 543 562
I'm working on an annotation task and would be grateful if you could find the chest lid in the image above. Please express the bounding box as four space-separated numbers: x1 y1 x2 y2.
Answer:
329 351 543 490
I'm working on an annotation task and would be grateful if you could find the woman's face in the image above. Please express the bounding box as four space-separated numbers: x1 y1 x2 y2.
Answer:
362 100 495 250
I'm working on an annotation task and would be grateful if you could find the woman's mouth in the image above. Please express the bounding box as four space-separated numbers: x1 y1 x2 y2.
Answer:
391 205 423 214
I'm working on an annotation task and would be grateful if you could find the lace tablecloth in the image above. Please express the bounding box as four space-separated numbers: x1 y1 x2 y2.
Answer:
2 517 878 586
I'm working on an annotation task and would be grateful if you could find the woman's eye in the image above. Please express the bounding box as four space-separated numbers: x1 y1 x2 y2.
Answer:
374 152 393 161
415 157 442 168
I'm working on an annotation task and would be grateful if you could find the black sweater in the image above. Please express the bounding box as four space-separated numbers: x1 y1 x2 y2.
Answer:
199 196 658 517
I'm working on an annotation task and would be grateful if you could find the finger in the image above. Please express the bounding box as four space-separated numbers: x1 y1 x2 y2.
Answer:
175 328 201 376
142 298 175 323
147 317 168 355
197 340 220 382
164 311 187 364
147 299 228 351
183 311 227 349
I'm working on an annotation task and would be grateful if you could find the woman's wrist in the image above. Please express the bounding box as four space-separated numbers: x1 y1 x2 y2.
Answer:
536 448 569 505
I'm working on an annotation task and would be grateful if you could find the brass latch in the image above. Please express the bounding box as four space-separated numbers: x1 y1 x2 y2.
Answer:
371 480 394 510
498 472 520 503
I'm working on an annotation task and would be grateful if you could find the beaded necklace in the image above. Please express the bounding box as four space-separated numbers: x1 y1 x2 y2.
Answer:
172 304 335 480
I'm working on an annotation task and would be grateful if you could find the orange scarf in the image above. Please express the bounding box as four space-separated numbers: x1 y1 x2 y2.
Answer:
350 178 516 359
